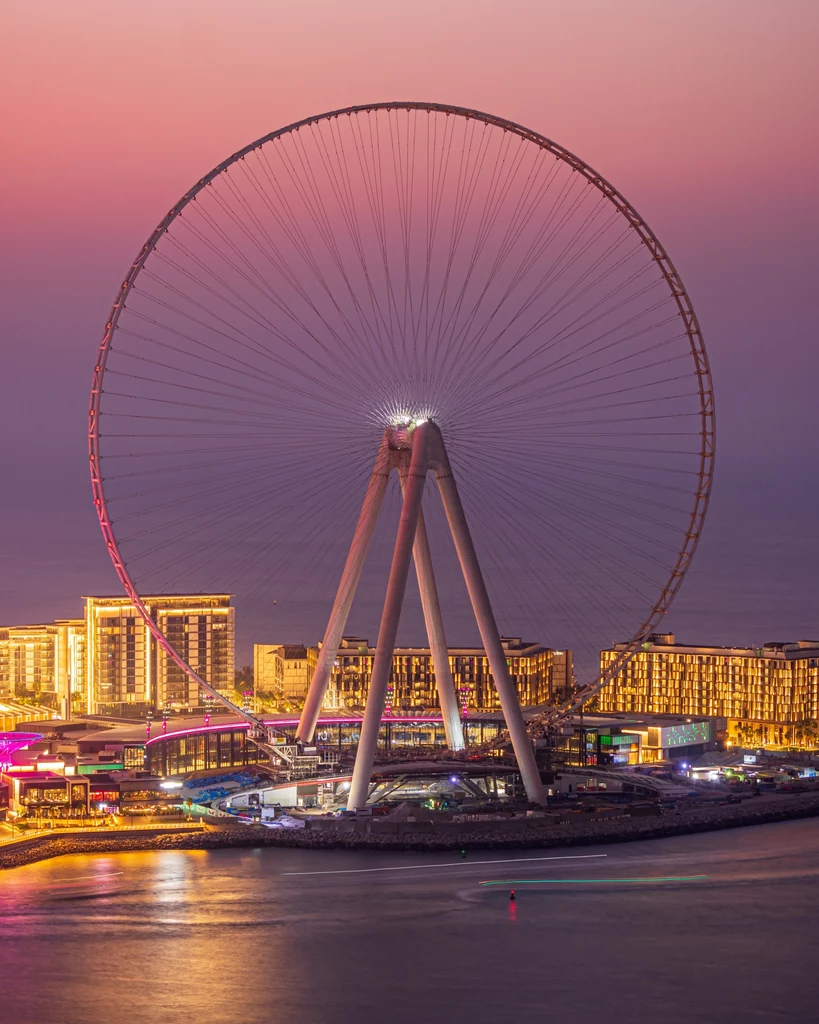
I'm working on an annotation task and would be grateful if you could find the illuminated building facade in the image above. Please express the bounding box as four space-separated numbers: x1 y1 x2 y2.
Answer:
257 636 571 712
254 644 319 707
154 600 235 706
2 597 233 717
0 623 83 712
331 637 570 712
599 633 819 746
84 598 150 713
1 770 90 818
55 620 86 715
84 595 234 715
3 625 57 704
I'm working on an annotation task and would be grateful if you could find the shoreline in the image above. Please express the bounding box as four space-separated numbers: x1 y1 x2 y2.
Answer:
3 792 819 870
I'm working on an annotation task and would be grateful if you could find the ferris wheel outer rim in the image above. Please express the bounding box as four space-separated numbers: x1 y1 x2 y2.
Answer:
87 101 715 717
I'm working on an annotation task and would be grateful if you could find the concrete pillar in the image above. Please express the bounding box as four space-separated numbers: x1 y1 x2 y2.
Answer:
296 434 391 742
428 424 545 804
347 425 429 810
400 475 464 751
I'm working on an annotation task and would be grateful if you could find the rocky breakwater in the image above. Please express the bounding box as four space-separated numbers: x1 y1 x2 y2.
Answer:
270 791 819 850
4 792 819 869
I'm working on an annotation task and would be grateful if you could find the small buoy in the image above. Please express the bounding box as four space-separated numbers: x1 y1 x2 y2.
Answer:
509 889 516 902
460 848 467 859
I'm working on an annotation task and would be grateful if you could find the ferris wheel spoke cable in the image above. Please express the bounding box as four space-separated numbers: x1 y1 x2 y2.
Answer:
145 233 369 395
478 194 621 347
351 113 408 355
423 126 499 369
166 203 368 364
153 230 329 356
474 265 664 398
120 455 359 555
167 212 336 356
447 192 628 385
124 287 344 388
238 484 369 607
428 129 524 368
113 322 354 414
288 133 399 373
189 177 357 347
462 487 656 641
451 259 657 404
91 103 713 713
474 245 657 384
100 385 308 420
452 443 662 589
98 403 375 446
285 119 405 367
417 113 454 364
106 441 362 497
130 464 367 587
458 510 561 647
470 456 689 540
441 197 621 393
482 387 699 434
103 431 358 466
101 364 313 414
429 515 543 651
383 110 420 364
488 355 694 418
480 447 699 490
172 474 367 599
455 446 671 577
110 449 369 521
519 466 691 524
226 157 393 378
271 484 396 611
459 477 635 650
460 450 695 506
471 520 611 660
456 457 670 593
462 311 683 414
169 225 372 393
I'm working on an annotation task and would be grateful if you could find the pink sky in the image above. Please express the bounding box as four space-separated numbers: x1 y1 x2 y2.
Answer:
1 0 818 635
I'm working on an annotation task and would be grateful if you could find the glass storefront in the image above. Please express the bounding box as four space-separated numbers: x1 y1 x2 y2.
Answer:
147 719 504 775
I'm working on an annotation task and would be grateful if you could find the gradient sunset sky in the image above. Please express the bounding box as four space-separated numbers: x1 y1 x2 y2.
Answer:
2 0 817 643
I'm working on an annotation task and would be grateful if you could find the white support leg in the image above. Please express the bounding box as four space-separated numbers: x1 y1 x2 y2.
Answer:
428 426 545 804
347 426 429 810
400 477 465 751
296 434 391 743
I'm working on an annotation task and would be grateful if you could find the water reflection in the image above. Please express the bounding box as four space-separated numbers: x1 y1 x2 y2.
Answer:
2 822 819 1024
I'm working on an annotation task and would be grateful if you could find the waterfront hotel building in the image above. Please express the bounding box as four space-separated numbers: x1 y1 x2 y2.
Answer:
599 633 819 746
254 636 573 713
84 595 234 715
1 596 234 717
0 620 85 716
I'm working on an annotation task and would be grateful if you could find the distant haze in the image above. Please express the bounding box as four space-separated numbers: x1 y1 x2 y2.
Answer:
2 0 817 651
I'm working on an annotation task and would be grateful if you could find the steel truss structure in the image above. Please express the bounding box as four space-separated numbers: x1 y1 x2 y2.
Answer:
297 419 544 807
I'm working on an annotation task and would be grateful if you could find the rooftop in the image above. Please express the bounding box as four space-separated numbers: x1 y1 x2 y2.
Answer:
612 634 819 657
62 708 721 749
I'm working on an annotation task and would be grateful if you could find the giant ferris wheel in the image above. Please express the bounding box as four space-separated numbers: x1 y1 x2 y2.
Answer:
89 103 714 806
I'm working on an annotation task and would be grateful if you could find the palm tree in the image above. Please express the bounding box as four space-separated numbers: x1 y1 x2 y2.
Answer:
801 718 818 750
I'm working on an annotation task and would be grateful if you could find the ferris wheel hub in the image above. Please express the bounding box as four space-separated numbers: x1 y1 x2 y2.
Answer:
387 417 432 449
